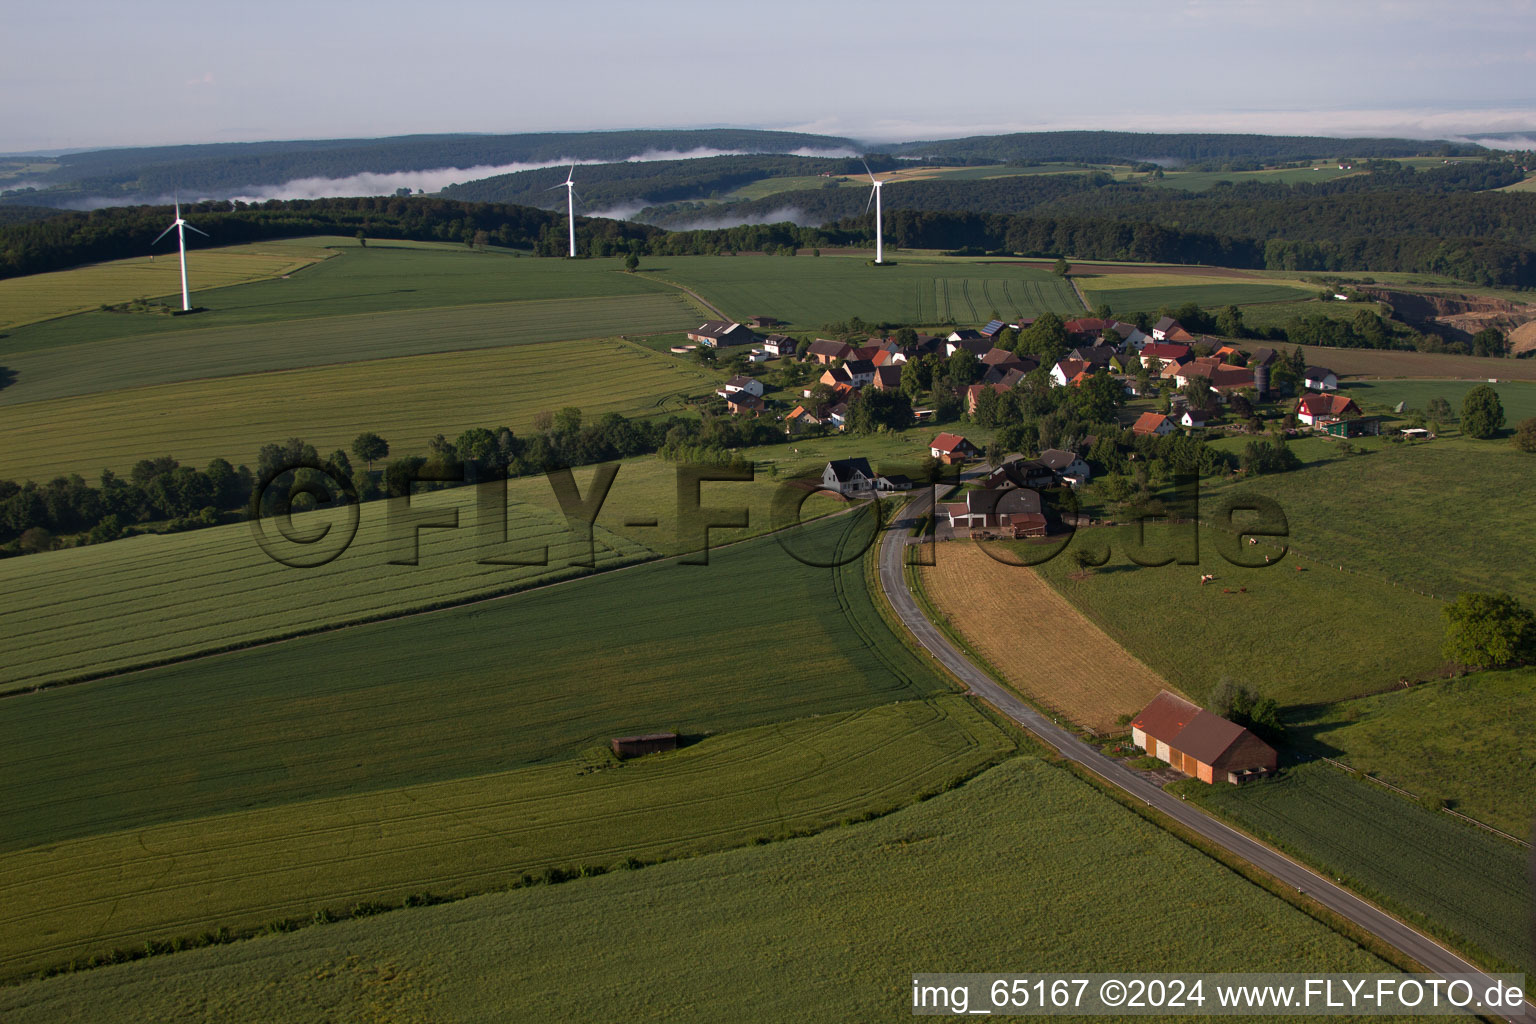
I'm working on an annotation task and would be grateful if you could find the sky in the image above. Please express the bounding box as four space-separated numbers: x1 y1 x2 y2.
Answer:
4 0 1536 154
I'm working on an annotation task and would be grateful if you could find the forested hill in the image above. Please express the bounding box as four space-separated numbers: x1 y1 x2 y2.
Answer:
885 130 1482 166
0 129 857 203
439 154 896 210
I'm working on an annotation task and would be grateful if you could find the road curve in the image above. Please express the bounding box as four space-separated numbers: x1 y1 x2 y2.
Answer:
876 489 1532 1023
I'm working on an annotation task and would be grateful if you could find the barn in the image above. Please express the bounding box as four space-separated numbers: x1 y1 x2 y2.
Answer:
1130 690 1276 784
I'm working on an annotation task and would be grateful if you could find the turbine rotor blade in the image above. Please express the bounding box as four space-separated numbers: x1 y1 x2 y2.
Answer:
152 223 176 245
865 186 875 214
184 222 209 237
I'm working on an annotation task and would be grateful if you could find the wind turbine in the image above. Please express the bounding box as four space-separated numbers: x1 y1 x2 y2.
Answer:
546 164 578 257
151 198 208 311
862 160 887 264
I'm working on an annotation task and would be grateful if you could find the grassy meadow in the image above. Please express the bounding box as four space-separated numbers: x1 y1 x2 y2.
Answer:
0 758 1410 1022
1289 667 1536 837
0 697 1012 979
1293 345 1536 381
1182 762 1533 974
1343 378 1536 424
1029 522 1446 707
0 336 715 483
0 239 339 331
649 254 1083 327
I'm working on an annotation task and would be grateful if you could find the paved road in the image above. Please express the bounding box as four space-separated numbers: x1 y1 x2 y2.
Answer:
877 489 1533 1023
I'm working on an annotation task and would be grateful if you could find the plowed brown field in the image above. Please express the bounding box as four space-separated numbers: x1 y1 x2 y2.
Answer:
919 541 1178 732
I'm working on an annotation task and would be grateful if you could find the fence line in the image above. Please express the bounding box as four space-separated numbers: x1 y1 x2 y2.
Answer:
1318 756 1530 848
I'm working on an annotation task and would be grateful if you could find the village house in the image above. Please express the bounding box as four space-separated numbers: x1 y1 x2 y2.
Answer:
821 457 877 495
1038 448 1091 487
1180 408 1211 428
805 339 852 364
724 391 765 416
1303 365 1339 391
979 319 1008 339
1131 411 1175 437
872 365 902 391
842 358 877 387
687 320 758 348
717 375 765 398
965 382 1009 414
1130 690 1277 784
1049 358 1091 388
1295 392 1361 426
1139 342 1191 371
1151 317 1195 343
945 336 993 359
759 334 798 359
930 432 979 463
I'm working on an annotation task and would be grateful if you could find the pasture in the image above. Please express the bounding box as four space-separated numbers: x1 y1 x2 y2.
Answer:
0 242 674 356
0 514 950 849
649 254 1084 328
1289 667 1536 837
1139 165 1362 191
918 541 1174 731
1074 271 1314 314
1343 379 1536 425
1199 437 1536 606
0 757 1407 1022
1292 344 1536 381
1029 523 1447 707
1184 761 1532 973
0 239 338 331
0 292 700 406
0 336 713 483
0 697 1011 979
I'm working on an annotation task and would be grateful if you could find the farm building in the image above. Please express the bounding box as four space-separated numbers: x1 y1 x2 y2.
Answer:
1130 691 1277 785
688 321 758 348
805 339 852 364
1303 366 1339 391
1139 342 1191 370
1296 393 1361 426
942 487 1047 537
1323 415 1381 438
611 733 679 759
930 433 979 463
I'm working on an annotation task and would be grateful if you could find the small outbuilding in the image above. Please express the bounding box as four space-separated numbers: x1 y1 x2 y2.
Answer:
611 733 679 759
1129 690 1277 785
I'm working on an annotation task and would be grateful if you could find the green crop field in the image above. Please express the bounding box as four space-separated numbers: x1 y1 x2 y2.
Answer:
0 242 675 356
0 336 714 483
1074 273 1314 314
0 757 1411 1022
648 254 1083 328
1200 436 1536 606
0 513 949 848
1183 762 1532 973
1344 379 1536 425
0 292 700 407
0 239 339 331
1290 668 1536 837
1028 523 1446 707
0 697 1011 979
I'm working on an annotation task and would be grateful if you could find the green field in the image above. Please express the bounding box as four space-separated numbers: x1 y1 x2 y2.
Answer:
1200 436 1536 606
0 292 700 407
0 758 1408 1022
0 697 1011 978
0 239 339 331
1029 523 1446 706
1183 761 1532 973
1074 273 1315 314
1292 345 1536 382
1498 175 1536 193
1140 166 1362 191
0 336 715 483
1235 298 1377 332
0 242 674 356
1343 379 1536 425
1290 668 1536 836
648 254 1083 327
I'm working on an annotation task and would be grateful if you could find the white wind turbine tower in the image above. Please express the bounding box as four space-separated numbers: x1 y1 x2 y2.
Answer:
151 198 209 311
546 164 579 257
862 160 887 264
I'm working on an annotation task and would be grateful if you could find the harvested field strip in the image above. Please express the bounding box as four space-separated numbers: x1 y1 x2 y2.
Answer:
0 698 1015 979
918 541 1175 731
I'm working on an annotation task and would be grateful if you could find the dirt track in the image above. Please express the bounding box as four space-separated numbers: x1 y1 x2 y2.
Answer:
919 541 1176 732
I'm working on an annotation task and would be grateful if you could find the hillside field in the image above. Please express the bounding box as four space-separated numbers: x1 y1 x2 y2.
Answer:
0 336 714 483
1183 761 1532 974
0 758 1408 1022
1074 272 1314 314
0 239 339 331
1029 523 1446 707
649 254 1084 327
1289 667 1536 837
0 698 1011 979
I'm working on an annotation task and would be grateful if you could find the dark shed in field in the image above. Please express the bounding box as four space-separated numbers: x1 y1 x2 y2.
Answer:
611 733 679 759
